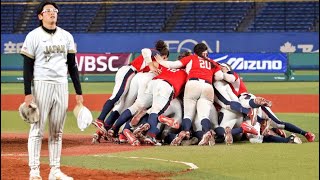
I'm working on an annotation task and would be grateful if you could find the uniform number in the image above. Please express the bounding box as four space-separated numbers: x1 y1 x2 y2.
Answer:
199 60 211 69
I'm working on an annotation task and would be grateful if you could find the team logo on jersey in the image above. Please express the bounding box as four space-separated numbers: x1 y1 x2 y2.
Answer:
43 45 66 62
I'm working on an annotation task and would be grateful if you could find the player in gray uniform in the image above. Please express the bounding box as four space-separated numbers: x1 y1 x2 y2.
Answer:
20 1 82 180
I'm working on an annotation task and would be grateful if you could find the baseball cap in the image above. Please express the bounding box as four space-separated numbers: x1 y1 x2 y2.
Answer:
73 103 93 131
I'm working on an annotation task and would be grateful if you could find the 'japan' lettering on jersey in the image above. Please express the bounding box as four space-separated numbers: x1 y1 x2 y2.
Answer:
130 49 159 72
153 65 187 98
180 54 221 84
20 26 76 83
227 71 248 96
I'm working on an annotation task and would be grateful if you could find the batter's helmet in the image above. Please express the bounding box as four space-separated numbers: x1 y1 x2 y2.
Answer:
73 103 93 131
18 102 40 124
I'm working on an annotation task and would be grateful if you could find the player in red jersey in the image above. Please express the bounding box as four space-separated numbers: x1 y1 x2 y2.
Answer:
105 53 188 143
92 40 169 135
156 43 224 146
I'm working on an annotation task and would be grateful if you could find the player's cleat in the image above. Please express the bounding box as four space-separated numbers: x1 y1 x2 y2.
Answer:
260 118 271 136
305 132 315 142
254 97 272 107
208 130 216 146
241 121 258 135
30 167 42 180
224 126 233 145
181 137 199 146
48 168 73 180
247 108 257 126
198 130 215 146
142 135 158 145
30 176 42 180
133 123 150 138
92 119 107 134
123 129 140 146
289 133 302 144
106 128 114 141
131 109 147 126
158 115 180 129
273 128 286 138
170 131 187 146
118 132 128 143
91 129 104 144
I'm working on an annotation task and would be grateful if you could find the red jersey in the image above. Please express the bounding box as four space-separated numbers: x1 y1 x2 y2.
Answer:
180 54 221 84
153 65 187 98
227 71 248 97
130 54 156 72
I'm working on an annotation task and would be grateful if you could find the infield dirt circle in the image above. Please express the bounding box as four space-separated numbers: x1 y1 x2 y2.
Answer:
1 94 318 179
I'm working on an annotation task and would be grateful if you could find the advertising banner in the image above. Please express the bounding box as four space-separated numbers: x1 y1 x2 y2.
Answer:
76 53 131 74
209 53 287 73
2 32 318 54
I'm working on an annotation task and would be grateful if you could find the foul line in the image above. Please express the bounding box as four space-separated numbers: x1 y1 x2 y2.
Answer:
93 154 199 170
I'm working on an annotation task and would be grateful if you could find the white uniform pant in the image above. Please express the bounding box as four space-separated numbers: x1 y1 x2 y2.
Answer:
114 72 155 114
183 80 214 122
130 79 174 115
28 80 68 169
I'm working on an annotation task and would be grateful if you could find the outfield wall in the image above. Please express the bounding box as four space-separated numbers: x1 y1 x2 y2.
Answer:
1 52 318 82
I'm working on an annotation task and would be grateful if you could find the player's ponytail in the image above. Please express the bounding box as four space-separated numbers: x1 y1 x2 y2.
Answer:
155 40 169 58
193 43 215 68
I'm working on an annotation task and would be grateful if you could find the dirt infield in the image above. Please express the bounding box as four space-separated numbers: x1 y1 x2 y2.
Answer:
1 94 319 113
1 133 176 180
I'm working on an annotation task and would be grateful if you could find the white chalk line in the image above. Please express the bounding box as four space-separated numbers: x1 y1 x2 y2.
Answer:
1 153 199 170
1 153 28 157
93 154 199 170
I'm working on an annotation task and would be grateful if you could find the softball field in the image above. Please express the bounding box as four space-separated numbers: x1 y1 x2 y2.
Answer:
1 82 319 180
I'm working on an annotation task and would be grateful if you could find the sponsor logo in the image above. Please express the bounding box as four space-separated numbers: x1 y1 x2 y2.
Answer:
215 55 282 70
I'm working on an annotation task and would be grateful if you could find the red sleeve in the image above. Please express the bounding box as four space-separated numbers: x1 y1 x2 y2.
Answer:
212 62 221 74
233 72 240 81
179 55 192 67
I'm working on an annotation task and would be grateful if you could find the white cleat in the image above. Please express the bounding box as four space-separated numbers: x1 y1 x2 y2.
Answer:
48 168 73 180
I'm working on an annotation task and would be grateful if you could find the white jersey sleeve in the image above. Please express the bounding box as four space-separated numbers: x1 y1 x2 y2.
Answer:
66 31 77 53
20 31 36 59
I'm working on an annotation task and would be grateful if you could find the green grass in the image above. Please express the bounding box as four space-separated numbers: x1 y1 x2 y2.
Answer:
1 111 319 179
1 82 319 94
1 81 319 179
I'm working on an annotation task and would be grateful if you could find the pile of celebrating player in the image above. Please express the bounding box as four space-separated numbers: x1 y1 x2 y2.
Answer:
91 40 316 146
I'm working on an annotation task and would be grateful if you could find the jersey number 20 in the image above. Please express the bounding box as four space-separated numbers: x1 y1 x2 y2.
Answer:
199 60 211 69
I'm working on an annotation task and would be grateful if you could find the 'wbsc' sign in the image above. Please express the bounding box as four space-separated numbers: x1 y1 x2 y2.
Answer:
75 53 131 74
209 53 287 73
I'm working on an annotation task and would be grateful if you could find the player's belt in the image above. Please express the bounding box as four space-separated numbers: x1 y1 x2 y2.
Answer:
189 78 211 84
129 65 138 73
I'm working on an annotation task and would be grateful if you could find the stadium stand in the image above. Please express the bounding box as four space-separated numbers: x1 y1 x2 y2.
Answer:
1 4 26 33
249 1 319 32
0 1 319 33
171 2 254 32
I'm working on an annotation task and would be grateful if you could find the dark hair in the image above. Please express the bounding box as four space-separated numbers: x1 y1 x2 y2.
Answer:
155 40 169 58
36 0 59 26
178 51 191 60
193 43 215 68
